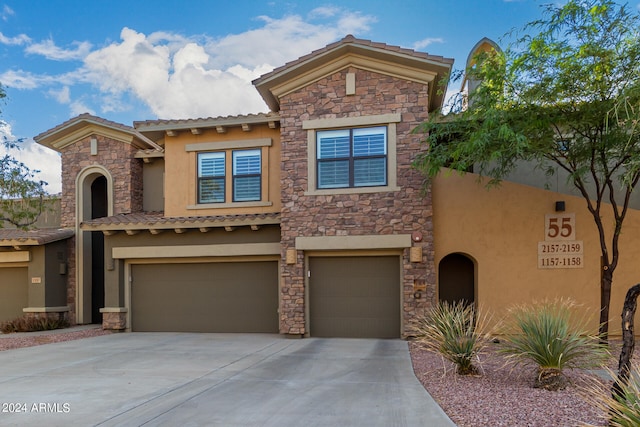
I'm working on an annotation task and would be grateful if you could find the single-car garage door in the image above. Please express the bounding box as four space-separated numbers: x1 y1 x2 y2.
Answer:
309 256 400 338
0 267 28 323
131 261 278 333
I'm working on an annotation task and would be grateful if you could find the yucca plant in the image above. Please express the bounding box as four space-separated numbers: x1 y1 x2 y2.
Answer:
412 301 491 375
500 299 608 391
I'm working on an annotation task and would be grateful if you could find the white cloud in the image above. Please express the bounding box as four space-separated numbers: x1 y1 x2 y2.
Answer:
76 10 375 119
413 37 445 51
5 10 376 120
48 86 70 103
25 39 92 61
1 5 14 21
69 99 95 116
0 122 61 194
0 31 30 45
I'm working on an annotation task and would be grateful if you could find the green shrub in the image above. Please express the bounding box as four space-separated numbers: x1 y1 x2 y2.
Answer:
580 364 640 427
500 298 608 390
412 301 492 375
0 315 69 334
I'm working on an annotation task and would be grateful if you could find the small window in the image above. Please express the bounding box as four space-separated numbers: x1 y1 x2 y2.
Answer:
317 126 387 189
233 149 261 202
198 152 225 203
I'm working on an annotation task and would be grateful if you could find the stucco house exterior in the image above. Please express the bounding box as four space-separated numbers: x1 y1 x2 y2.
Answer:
2 35 639 337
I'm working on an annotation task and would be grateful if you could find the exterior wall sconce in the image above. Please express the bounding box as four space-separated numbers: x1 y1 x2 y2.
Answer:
555 201 566 212
410 246 422 262
285 249 297 265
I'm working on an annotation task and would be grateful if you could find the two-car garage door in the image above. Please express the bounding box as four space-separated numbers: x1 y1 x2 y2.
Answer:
131 261 278 333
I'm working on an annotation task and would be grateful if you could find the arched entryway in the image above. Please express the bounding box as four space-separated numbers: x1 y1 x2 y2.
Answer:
90 176 107 324
438 253 475 305
76 166 113 324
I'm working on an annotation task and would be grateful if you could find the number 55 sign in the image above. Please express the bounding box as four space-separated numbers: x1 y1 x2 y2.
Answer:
545 213 576 241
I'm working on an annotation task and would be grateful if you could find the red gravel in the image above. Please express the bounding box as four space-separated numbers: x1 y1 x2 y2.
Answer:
0 327 111 351
408 341 622 427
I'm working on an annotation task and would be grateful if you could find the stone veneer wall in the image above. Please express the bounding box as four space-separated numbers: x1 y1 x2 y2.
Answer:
279 66 436 336
59 134 143 323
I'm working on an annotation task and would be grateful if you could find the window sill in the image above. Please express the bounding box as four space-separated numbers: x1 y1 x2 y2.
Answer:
304 186 400 196
187 201 273 210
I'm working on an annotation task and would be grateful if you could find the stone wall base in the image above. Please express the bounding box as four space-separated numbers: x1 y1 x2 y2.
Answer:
101 310 127 331
22 310 69 323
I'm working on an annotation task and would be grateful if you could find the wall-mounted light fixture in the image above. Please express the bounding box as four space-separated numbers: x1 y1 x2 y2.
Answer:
285 249 297 265
555 201 566 212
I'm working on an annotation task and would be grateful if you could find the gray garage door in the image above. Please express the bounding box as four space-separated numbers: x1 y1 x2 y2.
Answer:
0 267 28 323
309 256 400 338
131 261 278 333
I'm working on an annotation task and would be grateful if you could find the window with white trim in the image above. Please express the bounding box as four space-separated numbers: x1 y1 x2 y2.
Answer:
198 152 225 203
316 126 387 189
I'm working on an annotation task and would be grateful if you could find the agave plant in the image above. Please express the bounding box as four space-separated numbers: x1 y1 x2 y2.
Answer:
412 301 491 375
500 299 608 391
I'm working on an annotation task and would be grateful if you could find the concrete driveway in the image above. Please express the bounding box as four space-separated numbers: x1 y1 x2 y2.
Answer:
0 333 455 426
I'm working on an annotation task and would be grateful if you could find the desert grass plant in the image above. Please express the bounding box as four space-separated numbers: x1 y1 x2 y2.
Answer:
500 299 608 391
0 315 69 334
412 301 492 375
579 364 640 427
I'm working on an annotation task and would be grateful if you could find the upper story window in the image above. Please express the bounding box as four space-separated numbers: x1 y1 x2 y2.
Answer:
317 126 387 189
303 113 401 196
197 149 262 204
233 149 261 201
198 152 225 203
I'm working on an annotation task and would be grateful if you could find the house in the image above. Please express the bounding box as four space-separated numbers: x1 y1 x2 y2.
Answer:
22 35 451 338
5 35 638 337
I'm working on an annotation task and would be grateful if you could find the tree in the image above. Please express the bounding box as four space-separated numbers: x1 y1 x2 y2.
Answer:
0 83 50 229
413 0 640 340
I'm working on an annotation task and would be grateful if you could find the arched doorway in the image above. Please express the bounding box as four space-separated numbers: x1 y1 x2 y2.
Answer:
438 253 475 305
76 166 113 324
90 176 107 324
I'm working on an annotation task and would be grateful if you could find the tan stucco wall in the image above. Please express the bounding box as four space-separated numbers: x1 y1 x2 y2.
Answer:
433 170 640 336
163 126 281 217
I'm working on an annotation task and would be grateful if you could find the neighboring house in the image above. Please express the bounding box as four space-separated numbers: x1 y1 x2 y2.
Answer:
4 35 637 337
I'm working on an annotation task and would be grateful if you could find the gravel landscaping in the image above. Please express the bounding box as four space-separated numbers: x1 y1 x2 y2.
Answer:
0 327 111 351
408 340 638 427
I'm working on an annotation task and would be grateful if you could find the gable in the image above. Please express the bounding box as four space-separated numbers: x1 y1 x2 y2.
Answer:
254 35 453 114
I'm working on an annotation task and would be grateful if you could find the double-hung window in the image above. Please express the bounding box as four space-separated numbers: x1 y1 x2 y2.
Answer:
316 126 387 189
233 149 261 202
198 152 225 203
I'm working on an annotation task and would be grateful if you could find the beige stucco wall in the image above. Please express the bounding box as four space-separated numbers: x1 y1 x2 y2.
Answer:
163 125 281 217
433 170 640 336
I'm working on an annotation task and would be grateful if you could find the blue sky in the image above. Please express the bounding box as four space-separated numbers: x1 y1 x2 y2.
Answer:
0 0 638 193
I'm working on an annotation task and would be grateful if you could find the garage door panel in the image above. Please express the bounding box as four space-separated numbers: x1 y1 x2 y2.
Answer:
310 256 400 338
0 267 28 323
132 261 278 333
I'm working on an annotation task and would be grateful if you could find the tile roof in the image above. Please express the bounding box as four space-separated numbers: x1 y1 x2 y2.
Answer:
133 112 280 131
254 34 454 85
80 212 281 231
34 113 137 142
0 228 74 246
